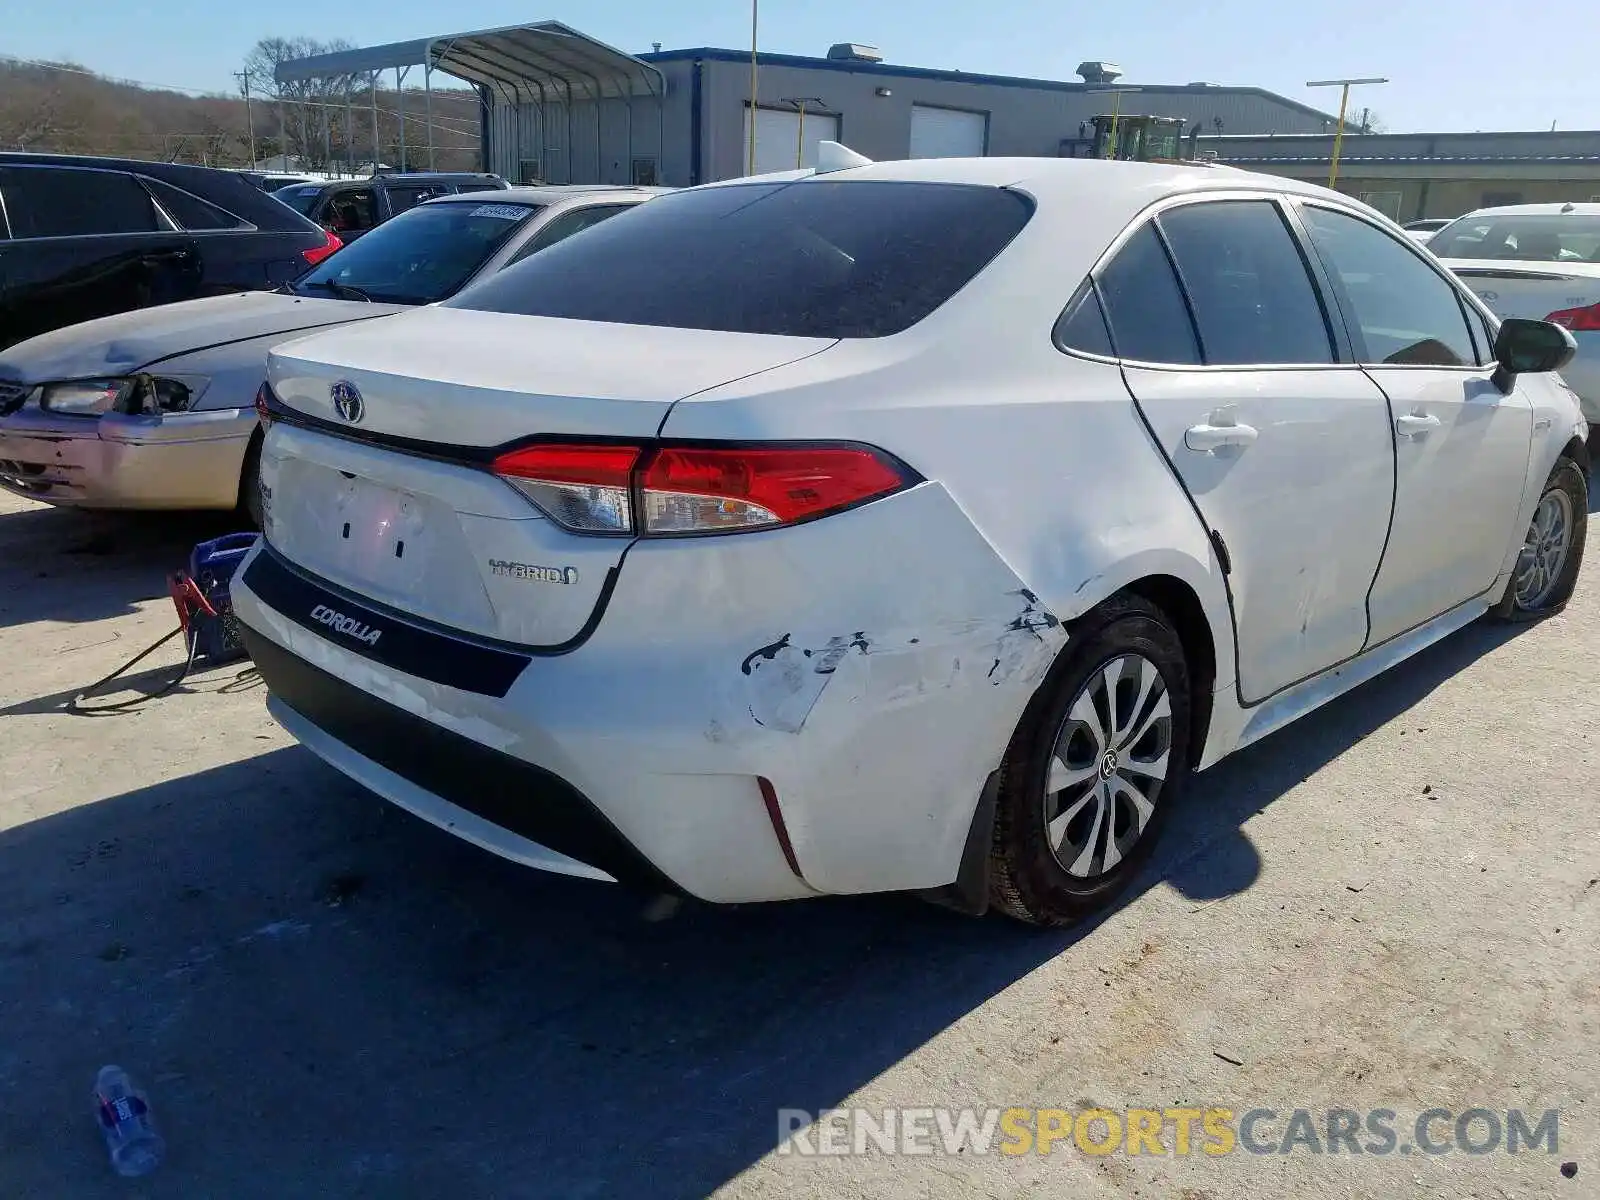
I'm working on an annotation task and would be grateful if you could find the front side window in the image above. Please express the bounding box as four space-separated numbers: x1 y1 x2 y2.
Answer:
1094 224 1201 365
1157 200 1334 365
324 189 376 233
449 180 1033 338
0 166 160 238
295 200 540 304
1300 205 1477 367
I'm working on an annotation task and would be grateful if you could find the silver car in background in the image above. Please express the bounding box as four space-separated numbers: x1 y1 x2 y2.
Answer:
0 185 666 520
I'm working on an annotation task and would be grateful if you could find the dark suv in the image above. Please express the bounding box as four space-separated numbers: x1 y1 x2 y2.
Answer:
0 153 338 351
274 173 509 242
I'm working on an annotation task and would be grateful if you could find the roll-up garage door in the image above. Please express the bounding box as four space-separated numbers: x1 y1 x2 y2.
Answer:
742 106 843 175
909 105 988 158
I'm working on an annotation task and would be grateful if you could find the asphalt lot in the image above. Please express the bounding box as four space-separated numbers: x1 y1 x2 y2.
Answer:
0 483 1594 1200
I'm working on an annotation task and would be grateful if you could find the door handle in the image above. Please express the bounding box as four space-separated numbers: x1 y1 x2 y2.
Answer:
140 249 192 266
1395 411 1442 438
1184 421 1259 453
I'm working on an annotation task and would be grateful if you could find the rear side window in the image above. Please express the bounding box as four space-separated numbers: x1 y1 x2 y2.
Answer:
143 178 249 231
0 166 161 238
1157 201 1334 365
276 185 321 215
386 185 448 214
1095 225 1201 365
507 204 635 264
1054 281 1114 357
1300 205 1478 366
449 180 1033 338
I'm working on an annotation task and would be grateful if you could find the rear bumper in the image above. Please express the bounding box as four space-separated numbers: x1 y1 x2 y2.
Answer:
0 407 255 509
243 626 681 892
233 482 1069 904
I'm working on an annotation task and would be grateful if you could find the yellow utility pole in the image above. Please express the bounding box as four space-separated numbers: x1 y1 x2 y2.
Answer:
747 0 759 175
1307 77 1387 189
781 97 828 168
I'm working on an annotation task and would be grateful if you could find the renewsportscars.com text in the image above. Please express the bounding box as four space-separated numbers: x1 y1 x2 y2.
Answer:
777 1106 1560 1158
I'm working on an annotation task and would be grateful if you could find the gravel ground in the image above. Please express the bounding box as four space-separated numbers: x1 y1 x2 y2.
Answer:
0 486 1593 1199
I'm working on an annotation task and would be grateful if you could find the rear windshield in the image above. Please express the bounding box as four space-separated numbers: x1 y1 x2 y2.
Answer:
294 200 542 305
275 185 321 215
1430 213 1600 263
447 180 1033 338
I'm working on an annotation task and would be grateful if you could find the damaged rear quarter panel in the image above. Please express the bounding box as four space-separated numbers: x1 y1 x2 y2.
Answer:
574 482 1067 896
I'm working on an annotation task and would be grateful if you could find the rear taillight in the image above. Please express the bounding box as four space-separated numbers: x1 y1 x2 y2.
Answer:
254 381 273 427
491 441 915 536
1545 301 1600 332
301 228 343 266
494 443 640 533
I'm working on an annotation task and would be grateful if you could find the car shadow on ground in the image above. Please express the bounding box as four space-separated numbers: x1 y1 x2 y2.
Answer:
0 617 1522 1198
0 505 249 630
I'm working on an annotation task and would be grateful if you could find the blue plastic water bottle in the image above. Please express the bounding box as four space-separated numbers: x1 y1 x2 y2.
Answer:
93 1066 165 1177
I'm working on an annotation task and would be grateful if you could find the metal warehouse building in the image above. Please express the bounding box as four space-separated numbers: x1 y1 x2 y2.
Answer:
276 22 1342 187
1198 130 1600 222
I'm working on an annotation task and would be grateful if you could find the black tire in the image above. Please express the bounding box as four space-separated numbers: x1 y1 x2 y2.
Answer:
989 593 1192 927
1488 456 1587 622
238 434 264 530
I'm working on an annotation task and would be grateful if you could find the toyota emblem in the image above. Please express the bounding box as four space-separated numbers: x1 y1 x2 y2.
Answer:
330 380 364 423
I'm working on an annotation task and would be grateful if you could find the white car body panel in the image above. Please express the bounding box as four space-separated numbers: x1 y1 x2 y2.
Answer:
1362 368 1533 643
231 157 1587 906
1122 364 1394 702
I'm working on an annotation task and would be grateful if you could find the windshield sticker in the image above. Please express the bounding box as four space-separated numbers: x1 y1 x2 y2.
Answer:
469 204 531 221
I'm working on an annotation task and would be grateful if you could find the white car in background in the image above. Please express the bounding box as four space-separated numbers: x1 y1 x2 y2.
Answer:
233 151 1586 927
1402 217 1452 245
0 186 663 521
1430 202 1600 428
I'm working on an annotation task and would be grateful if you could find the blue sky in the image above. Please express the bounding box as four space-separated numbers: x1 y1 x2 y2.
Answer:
5 0 1593 133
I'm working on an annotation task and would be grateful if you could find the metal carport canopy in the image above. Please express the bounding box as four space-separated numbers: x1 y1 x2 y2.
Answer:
273 21 664 101
273 22 666 179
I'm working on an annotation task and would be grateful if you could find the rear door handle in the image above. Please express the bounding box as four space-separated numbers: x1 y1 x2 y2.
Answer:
1395 411 1442 438
140 249 192 266
1184 421 1259 453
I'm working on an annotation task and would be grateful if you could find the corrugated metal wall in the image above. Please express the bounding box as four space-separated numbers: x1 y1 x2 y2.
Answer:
484 91 667 185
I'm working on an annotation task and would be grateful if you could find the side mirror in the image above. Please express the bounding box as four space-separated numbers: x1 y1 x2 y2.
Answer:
1491 317 1576 393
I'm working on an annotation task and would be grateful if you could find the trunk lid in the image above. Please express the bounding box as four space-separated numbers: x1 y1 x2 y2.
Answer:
1442 258 1600 321
263 307 834 647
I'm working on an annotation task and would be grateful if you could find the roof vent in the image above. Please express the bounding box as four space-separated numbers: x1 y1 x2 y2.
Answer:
1076 61 1123 84
827 43 883 62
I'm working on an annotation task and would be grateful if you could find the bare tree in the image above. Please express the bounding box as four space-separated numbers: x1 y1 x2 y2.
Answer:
241 36 357 169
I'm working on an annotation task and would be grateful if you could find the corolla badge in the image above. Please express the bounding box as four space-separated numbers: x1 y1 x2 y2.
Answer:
330 380 364 423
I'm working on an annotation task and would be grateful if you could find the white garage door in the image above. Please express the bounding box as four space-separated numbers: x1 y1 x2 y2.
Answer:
909 105 987 159
742 106 842 176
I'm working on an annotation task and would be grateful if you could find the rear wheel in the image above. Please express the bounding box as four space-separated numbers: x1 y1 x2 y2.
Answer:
989 594 1192 927
1489 457 1586 622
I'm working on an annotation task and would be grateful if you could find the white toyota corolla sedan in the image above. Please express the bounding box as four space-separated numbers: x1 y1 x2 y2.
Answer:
232 149 1587 927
